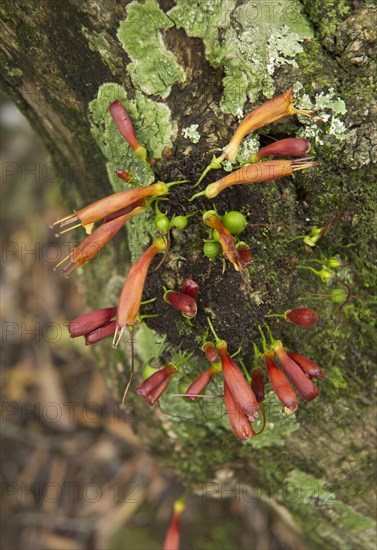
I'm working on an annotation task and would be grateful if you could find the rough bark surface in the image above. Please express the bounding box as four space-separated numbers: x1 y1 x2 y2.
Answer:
1 1 376 548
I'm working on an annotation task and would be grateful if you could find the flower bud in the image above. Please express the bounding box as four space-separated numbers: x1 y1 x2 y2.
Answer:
202 341 220 363
250 138 310 163
264 352 298 413
184 365 219 401
251 367 265 403
287 351 324 379
136 363 177 405
181 278 199 299
274 343 319 401
68 307 117 338
109 100 147 161
224 381 254 440
164 291 197 318
284 308 318 327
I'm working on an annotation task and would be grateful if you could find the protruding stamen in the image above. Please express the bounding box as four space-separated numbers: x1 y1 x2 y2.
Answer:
49 213 77 228
112 324 125 348
55 223 82 237
53 253 70 271
63 261 78 277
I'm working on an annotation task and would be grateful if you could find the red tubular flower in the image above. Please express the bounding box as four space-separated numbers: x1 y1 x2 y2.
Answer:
222 88 313 161
224 381 254 440
184 364 220 401
164 291 197 318
192 159 317 200
85 320 116 345
249 138 311 163
284 308 318 327
113 237 166 347
202 342 220 363
287 351 324 379
264 351 298 413
136 363 177 405
274 342 319 401
203 211 243 271
181 278 199 299
251 367 265 403
163 499 185 550
109 100 147 161
217 341 259 422
58 204 146 276
51 182 168 234
68 307 117 338
236 242 254 268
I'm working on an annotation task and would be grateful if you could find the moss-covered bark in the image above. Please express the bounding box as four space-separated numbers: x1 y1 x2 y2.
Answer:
1 1 376 548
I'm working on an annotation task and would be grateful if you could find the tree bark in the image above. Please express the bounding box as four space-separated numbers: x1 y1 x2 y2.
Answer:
1 1 376 548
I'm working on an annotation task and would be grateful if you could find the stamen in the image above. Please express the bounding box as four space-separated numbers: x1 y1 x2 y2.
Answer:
53 253 70 271
55 223 82 237
49 213 77 228
63 261 78 277
112 325 125 348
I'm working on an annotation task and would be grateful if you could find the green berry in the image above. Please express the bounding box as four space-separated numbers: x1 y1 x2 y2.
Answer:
171 216 188 230
155 215 170 232
203 241 221 260
222 211 247 234
331 288 347 303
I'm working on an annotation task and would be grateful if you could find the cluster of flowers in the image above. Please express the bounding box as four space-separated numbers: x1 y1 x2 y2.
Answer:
54 88 324 442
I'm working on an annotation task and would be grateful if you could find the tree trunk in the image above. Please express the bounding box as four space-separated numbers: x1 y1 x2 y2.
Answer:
1 1 376 548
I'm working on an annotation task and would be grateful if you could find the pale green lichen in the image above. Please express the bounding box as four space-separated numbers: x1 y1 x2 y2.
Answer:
117 0 185 98
294 84 348 145
182 124 201 144
81 27 122 74
168 0 313 114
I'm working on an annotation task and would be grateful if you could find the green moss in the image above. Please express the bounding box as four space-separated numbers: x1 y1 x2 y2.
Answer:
302 0 351 39
169 0 313 114
117 0 185 98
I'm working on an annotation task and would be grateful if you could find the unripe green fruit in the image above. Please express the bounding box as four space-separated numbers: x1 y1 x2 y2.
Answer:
203 241 221 260
331 288 347 303
155 215 170 232
171 216 188 230
222 211 247 234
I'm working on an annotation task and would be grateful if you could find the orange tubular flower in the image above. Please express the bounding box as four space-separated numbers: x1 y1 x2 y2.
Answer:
217 341 260 422
109 100 147 161
191 159 317 200
203 211 242 271
163 498 185 550
113 237 166 347
248 138 311 163
184 364 220 401
274 342 319 401
224 380 254 441
57 204 146 276
222 88 313 161
264 351 298 413
51 182 168 235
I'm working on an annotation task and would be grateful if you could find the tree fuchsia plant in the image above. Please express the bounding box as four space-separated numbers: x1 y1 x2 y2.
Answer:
49 89 336 548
